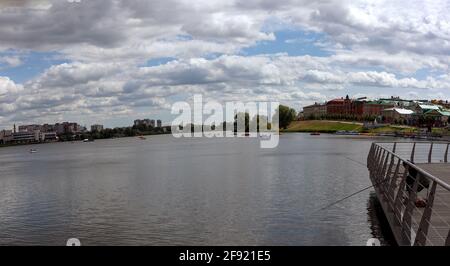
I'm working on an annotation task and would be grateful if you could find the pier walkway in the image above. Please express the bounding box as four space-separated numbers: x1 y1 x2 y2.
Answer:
367 142 450 246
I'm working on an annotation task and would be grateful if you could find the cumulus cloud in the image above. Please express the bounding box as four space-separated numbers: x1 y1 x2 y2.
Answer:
1 0 450 127
0 76 22 96
3 53 450 126
0 56 22 68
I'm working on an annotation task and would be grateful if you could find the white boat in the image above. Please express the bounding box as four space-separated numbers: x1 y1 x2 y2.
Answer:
336 130 360 136
29 149 38 153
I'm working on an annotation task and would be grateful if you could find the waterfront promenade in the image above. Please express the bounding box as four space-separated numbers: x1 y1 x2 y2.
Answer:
367 142 450 246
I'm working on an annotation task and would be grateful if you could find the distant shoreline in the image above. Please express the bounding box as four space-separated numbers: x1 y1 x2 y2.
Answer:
283 120 449 140
0 132 172 149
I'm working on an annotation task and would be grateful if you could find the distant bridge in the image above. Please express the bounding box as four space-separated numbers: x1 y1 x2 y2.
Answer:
367 141 450 246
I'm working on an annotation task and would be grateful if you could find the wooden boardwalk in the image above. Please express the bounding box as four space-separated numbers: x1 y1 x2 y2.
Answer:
367 142 450 246
417 164 450 184
415 164 450 246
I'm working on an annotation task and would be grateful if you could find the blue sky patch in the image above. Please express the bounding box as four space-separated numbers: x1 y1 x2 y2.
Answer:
145 57 177 67
241 29 332 57
0 51 69 83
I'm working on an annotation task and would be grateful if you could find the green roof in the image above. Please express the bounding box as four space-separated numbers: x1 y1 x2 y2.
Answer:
419 104 440 110
365 100 395 105
439 110 450 116
424 109 450 116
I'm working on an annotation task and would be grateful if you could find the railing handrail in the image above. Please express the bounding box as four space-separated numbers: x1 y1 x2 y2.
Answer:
374 141 450 144
372 142 450 191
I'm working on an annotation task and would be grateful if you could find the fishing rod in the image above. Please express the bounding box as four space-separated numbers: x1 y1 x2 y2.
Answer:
313 156 388 213
315 178 389 213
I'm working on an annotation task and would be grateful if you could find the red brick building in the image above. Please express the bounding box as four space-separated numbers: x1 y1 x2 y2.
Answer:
326 96 364 117
363 100 395 117
303 103 327 119
326 98 346 115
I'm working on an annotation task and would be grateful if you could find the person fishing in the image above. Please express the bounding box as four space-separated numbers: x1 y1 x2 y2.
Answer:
403 161 430 207
317 157 430 213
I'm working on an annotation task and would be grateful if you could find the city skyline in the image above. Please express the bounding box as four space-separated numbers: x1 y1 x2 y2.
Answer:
1 118 164 132
1 93 450 131
1 1 450 130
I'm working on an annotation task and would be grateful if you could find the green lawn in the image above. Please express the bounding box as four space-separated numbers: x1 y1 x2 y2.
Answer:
285 120 363 133
369 126 417 134
285 120 449 135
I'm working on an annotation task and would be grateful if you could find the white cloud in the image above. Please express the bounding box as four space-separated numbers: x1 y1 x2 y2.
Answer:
0 76 22 96
1 0 450 127
0 56 22 68
3 53 450 127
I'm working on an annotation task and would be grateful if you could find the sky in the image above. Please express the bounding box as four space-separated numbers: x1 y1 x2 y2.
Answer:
1 0 450 129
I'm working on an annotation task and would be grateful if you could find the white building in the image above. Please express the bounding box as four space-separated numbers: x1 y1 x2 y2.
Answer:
0 130 13 144
383 108 415 124
40 132 58 142
11 131 39 143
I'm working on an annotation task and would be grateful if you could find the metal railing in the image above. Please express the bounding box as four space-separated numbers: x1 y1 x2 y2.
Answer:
367 142 450 246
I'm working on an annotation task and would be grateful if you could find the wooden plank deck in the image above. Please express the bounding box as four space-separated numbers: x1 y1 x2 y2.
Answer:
417 164 450 184
413 164 450 246
368 143 450 245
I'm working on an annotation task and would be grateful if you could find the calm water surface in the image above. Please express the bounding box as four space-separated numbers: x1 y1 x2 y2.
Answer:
0 134 395 245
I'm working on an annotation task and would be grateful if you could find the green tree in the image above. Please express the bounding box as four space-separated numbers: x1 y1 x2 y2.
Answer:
251 114 271 132
275 105 297 129
234 112 250 133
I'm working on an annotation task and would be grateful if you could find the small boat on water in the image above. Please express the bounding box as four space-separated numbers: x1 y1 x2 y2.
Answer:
138 136 146 140
335 130 360 136
29 149 38 153
310 132 321 136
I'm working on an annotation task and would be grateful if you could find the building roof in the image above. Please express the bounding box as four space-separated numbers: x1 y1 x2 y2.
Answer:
426 109 450 116
303 103 326 109
418 104 440 110
365 100 395 105
384 108 414 115
423 109 450 116
327 98 346 104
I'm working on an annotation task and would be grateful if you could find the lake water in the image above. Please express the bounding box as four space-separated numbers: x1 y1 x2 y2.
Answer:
0 134 396 246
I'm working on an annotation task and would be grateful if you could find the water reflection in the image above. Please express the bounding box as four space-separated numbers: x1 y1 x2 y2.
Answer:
367 192 397 246
0 134 398 245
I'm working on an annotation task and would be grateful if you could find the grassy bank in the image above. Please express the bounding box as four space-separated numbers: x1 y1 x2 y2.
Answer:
284 120 424 134
368 125 417 134
285 120 363 133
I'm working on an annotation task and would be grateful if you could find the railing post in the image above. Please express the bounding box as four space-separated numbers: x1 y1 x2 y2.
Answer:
394 164 408 224
381 152 389 178
414 181 437 246
388 158 401 201
377 150 387 183
392 142 397 153
374 148 381 176
411 142 416 163
428 143 433 163
402 171 420 245
374 146 381 168
384 154 395 194
445 143 449 163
